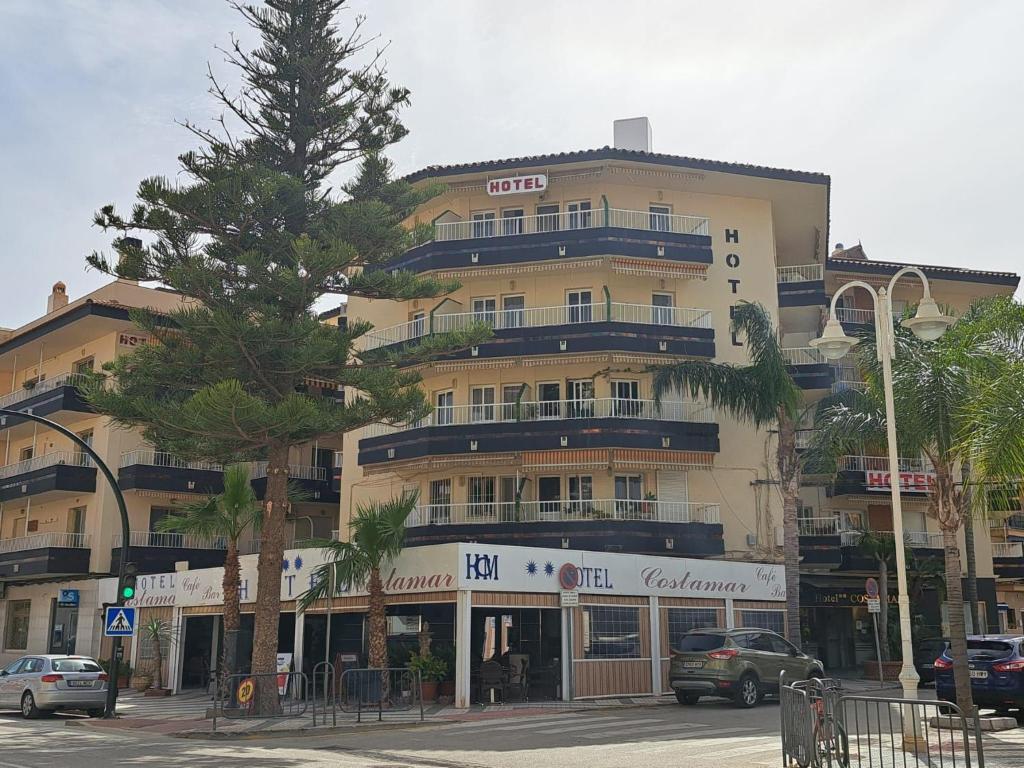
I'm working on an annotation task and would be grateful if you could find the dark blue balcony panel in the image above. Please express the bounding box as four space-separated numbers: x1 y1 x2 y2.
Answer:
118 464 225 496
387 323 715 362
786 363 833 390
359 418 719 466
384 227 713 274
0 463 96 503
404 519 724 558
837 542 941 572
799 535 843 568
994 557 1024 580
0 545 91 579
110 545 227 575
777 280 827 308
250 476 340 505
0 385 92 432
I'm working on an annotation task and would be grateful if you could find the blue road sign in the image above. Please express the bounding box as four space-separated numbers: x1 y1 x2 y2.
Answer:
57 589 79 607
104 606 136 637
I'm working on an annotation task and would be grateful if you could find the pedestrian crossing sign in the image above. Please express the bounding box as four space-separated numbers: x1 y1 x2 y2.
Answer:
104 606 136 637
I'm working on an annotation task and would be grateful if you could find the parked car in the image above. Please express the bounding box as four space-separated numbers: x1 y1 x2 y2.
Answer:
935 635 1024 717
0 655 108 719
913 637 948 684
669 628 824 708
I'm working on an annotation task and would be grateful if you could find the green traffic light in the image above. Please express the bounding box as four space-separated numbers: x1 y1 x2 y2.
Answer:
121 586 135 599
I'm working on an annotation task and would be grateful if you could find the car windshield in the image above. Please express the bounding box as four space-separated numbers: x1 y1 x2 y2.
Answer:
51 659 102 673
676 634 726 652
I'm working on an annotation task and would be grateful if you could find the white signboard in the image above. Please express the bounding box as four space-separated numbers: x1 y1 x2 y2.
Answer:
865 470 935 492
559 590 580 607
867 597 881 614
486 174 547 197
99 573 177 608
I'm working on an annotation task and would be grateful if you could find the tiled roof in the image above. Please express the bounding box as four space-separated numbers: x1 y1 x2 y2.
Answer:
828 256 1019 288
404 146 830 186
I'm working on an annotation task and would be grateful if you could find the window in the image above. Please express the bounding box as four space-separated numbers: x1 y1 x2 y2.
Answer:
72 357 95 375
614 475 643 517
583 606 641 659
501 295 525 329
470 386 496 422
652 293 675 325
4 600 30 650
21 657 44 674
612 380 642 417
138 628 170 663
472 297 496 325
567 200 592 229
472 211 496 238
501 385 522 421
536 204 560 233
649 204 671 232
469 477 496 517
411 312 426 338
435 391 454 426
566 290 593 324
739 610 786 635
666 608 720 652
675 632 726 653
537 382 561 419
567 379 595 418
428 479 452 524
538 476 561 518
387 615 422 636
768 634 797 656
501 208 524 236
68 506 87 536
52 658 101 673
19 446 33 462
499 476 518 521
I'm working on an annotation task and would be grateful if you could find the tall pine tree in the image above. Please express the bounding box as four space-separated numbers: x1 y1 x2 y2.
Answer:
86 0 486 712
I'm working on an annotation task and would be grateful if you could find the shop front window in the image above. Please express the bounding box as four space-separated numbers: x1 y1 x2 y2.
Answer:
582 606 640 659
666 607 719 653
4 600 30 650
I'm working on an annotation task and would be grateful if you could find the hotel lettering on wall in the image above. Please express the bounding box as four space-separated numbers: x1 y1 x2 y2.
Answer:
723 228 743 347
486 174 547 196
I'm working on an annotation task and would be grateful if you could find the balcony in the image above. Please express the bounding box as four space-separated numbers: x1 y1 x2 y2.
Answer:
250 462 339 504
993 542 1024 559
782 347 833 390
363 302 715 360
777 264 826 308
0 451 96 502
835 306 874 331
359 398 718 467
110 530 229 574
796 516 844 568
832 454 934 497
385 207 713 275
0 532 91 579
403 499 724 557
0 373 93 434
993 541 1024 579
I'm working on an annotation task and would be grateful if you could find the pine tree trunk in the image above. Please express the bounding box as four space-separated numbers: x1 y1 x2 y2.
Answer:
222 539 241 683
942 525 976 717
878 557 890 662
777 410 802 649
251 443 290 715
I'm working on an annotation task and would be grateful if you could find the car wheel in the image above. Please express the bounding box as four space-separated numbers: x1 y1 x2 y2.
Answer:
21 691 41 720
87 709 105 718
734 675 760 708
675 691 700 705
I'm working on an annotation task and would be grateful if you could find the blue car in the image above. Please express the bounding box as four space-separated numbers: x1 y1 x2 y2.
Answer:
935 635 1024 717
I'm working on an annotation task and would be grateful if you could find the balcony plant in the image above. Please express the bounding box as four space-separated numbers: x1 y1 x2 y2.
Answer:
407 652 448 702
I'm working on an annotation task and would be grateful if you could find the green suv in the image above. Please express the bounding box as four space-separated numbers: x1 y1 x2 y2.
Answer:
669 628 824 708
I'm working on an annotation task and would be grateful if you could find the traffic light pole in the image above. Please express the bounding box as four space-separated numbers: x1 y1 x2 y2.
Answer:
0 409 131 718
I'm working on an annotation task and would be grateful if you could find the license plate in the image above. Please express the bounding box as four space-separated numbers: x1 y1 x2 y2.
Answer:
969 670 988 680
67 680 93 688
683 661 704 668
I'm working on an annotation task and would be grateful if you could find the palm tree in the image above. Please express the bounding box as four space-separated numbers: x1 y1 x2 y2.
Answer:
300 491 418 670
158 463 261 679
140 617 175 690
650 301 805 647
855 530 897 662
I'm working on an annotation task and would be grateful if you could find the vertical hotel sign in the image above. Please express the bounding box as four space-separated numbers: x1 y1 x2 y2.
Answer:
487 174 547 196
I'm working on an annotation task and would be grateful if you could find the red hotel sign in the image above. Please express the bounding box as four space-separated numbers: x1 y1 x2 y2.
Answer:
487 174 547 196
865 470 935 492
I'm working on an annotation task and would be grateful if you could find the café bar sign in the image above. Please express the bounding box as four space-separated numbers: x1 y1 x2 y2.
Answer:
487 174 547 196
866 470 935 492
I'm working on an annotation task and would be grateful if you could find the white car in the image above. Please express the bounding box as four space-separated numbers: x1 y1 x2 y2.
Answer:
0 655 108 718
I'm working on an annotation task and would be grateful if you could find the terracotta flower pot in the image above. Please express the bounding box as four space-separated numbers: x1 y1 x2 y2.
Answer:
862 660 903 681
421 680 439 702
438 680 455 697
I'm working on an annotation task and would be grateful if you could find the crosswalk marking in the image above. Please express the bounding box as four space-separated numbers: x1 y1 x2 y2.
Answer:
580 724 755 740
535 717 667 734
434 713 598 732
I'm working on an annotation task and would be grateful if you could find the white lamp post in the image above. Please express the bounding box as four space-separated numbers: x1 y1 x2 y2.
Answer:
810 266 954 699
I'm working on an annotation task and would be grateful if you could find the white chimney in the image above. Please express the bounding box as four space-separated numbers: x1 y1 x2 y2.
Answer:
47 282 68 314
614 117 653 153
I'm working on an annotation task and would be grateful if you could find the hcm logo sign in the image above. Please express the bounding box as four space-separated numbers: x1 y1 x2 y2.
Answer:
465 553 499 581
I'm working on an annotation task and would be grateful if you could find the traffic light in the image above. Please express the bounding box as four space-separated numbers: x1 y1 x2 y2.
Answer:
119 562 138 603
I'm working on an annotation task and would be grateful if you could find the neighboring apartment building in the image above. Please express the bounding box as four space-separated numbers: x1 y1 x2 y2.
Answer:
0 279 343 668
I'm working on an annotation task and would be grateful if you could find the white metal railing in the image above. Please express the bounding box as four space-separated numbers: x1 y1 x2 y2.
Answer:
0 532 91 553
832 379 868 394
407 499 721 527
0 372 90 410
798 517 840 536
363 398 714 438
250 462 328 481
433 207 709 242
782 347 825 366
795 430 815 450
0 450 94 480
119 449 223 472
993 542 1024 559
840 530 863 547
777 264 824 283
836 307 874 324
112 531 228 550
871 529 944 548
840 455 933 473
362 302 713 351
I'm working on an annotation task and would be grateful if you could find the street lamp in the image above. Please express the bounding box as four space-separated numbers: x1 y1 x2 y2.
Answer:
810 266 953 700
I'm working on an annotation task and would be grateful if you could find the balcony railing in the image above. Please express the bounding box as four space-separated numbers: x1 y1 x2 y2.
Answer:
832 379 868 394
250 462 328 481
408 499 721 527
993 542 1024 558
0 372 90 410
869 530 945 548
0 450 94 480
0 532 91 554
835 307 874 325
434 207 709 242
112 531 228 550
777 264 824 283
798 517 841 536
795 430 815 450
362 302 713 351
363 398 714 439
782 347 826 366
840 455 933 473
119 449 224 472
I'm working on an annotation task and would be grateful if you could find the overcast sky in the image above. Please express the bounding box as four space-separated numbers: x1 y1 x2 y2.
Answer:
2 0 1022 328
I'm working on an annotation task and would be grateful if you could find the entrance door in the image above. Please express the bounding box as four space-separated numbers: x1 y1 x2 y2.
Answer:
612 380 641 417
472 211 495 238
538 382 561 419
567 379 594 418
567 201 592 230
435 391 454 426
180 615 216 689
49 599 79 655
566 290 593 324
868 505 893 532
538 477 561 519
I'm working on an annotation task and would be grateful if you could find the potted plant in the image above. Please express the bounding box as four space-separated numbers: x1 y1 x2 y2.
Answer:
407 652 448 703
140 617 175 696
434 644 457 699
100 659 132 689
642 491 657 519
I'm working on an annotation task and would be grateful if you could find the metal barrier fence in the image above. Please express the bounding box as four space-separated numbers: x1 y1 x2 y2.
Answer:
311 661 336 727
213 671 308 731
780 674 985 768
338 667 423 723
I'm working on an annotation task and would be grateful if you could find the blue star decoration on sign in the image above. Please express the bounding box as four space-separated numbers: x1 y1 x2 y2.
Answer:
282 558 290 572
544 562 555 576
525 560 538 576
295 556 303 571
